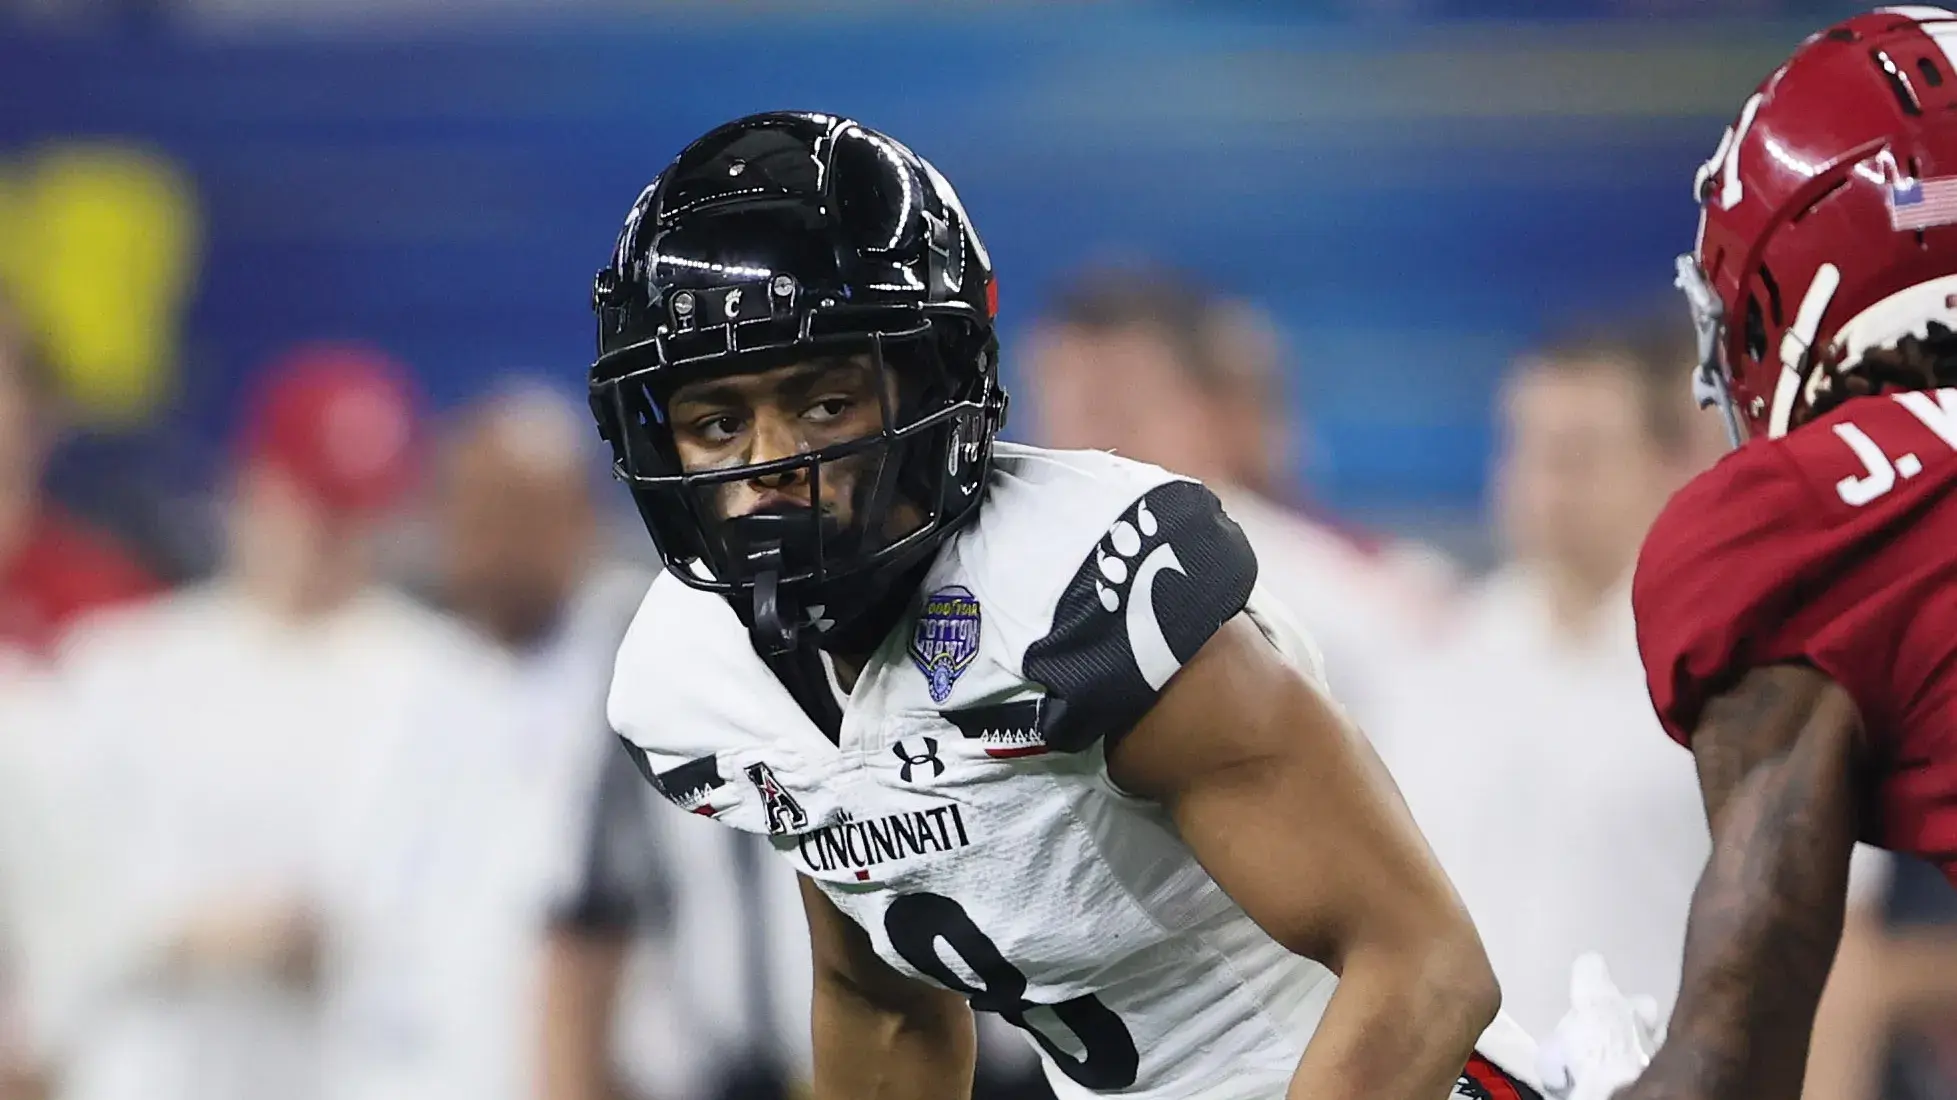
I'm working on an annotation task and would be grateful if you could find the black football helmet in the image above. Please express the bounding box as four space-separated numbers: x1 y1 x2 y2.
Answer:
589 112 1007 656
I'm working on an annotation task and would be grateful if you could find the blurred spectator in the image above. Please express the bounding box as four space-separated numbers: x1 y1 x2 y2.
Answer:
0 653 74 1100
1803 846 1957 1100
0 289 156 659
1838 856 1957 1100
408 380 664 1100
1375 316 1722 1037
454 383 816 1100
0 289 153 1093
545 791 816 1100
16 344 513 1100
1021 262 1445 730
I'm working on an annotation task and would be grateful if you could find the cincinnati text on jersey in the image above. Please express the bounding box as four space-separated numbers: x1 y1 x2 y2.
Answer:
794 804 974 881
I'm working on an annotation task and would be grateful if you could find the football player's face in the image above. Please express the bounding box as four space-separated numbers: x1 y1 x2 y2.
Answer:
666 352 895 525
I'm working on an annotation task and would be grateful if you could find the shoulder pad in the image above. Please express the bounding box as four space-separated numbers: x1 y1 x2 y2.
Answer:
961 455 1257 753
607 570 812 782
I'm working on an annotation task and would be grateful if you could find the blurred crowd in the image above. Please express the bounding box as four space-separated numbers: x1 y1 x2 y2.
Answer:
0 0 1875 32
2 252 1957 1100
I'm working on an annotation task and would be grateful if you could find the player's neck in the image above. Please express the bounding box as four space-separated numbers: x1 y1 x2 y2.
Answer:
229 539 369 626
831 652 866 692
803 553 935 681
1539 560 1627 644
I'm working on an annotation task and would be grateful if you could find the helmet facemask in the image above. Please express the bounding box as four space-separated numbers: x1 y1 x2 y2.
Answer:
589 113 1006 658
1676 254 1752 449
592 319 999 655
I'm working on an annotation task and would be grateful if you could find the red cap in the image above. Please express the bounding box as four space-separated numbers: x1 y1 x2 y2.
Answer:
240 343 420 516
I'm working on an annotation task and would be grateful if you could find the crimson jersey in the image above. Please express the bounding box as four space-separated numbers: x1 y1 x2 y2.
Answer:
1634 387 1957 872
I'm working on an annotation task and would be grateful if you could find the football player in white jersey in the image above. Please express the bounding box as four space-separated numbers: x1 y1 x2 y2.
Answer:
587 111 1540 1100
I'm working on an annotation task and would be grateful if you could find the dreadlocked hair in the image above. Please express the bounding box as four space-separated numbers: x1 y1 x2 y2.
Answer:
1803 321 1957 425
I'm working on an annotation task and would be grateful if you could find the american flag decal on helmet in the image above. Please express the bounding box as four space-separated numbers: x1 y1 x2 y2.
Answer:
1889 175 1957 230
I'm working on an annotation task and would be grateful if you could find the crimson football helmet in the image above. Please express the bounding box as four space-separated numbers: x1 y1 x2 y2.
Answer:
1682 5 1957 444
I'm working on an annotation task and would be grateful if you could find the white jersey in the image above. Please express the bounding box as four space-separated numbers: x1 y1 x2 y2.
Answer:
610 444 1528 1100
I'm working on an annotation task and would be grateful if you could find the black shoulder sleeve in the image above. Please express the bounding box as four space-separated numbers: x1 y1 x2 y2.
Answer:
548 736 673 935
1021 479 1257 754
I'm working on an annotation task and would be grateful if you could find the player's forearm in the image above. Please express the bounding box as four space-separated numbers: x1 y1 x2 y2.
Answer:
1285 938 1498 1100
1632 753 1854 1100
809 977 975 1100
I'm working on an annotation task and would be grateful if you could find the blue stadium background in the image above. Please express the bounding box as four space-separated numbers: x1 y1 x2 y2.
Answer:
0 2 1880 534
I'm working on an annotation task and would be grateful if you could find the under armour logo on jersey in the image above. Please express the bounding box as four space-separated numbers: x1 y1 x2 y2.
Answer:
1091 499 1188 690
892 737 945 783
745 761 807 834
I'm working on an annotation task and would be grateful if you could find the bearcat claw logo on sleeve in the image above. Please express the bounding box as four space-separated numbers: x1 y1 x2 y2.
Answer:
1020 480 1258 753
909 585 982 703
1089 496 1185 690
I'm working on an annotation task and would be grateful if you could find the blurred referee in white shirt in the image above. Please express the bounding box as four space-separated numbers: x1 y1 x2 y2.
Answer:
425 383 814 1100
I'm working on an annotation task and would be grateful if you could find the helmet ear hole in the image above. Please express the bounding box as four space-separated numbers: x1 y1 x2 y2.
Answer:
1745 294 1769 364
1759 265 1784 327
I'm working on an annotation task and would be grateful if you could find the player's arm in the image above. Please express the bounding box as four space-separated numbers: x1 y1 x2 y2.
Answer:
537 738 675 1100
1107 614 1500 1100
537 929 630 1100
1620 664 1863 1100
800 876 975 1100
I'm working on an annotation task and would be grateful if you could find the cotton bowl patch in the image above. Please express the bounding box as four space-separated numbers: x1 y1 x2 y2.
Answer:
910 586 981 703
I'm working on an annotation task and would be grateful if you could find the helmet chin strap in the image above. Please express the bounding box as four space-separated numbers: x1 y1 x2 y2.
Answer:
718 469 932 659
747 547 797 657
727 512 809 657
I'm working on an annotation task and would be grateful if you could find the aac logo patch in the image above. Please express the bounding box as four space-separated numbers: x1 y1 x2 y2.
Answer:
746 761 808 834
910 585 981 703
